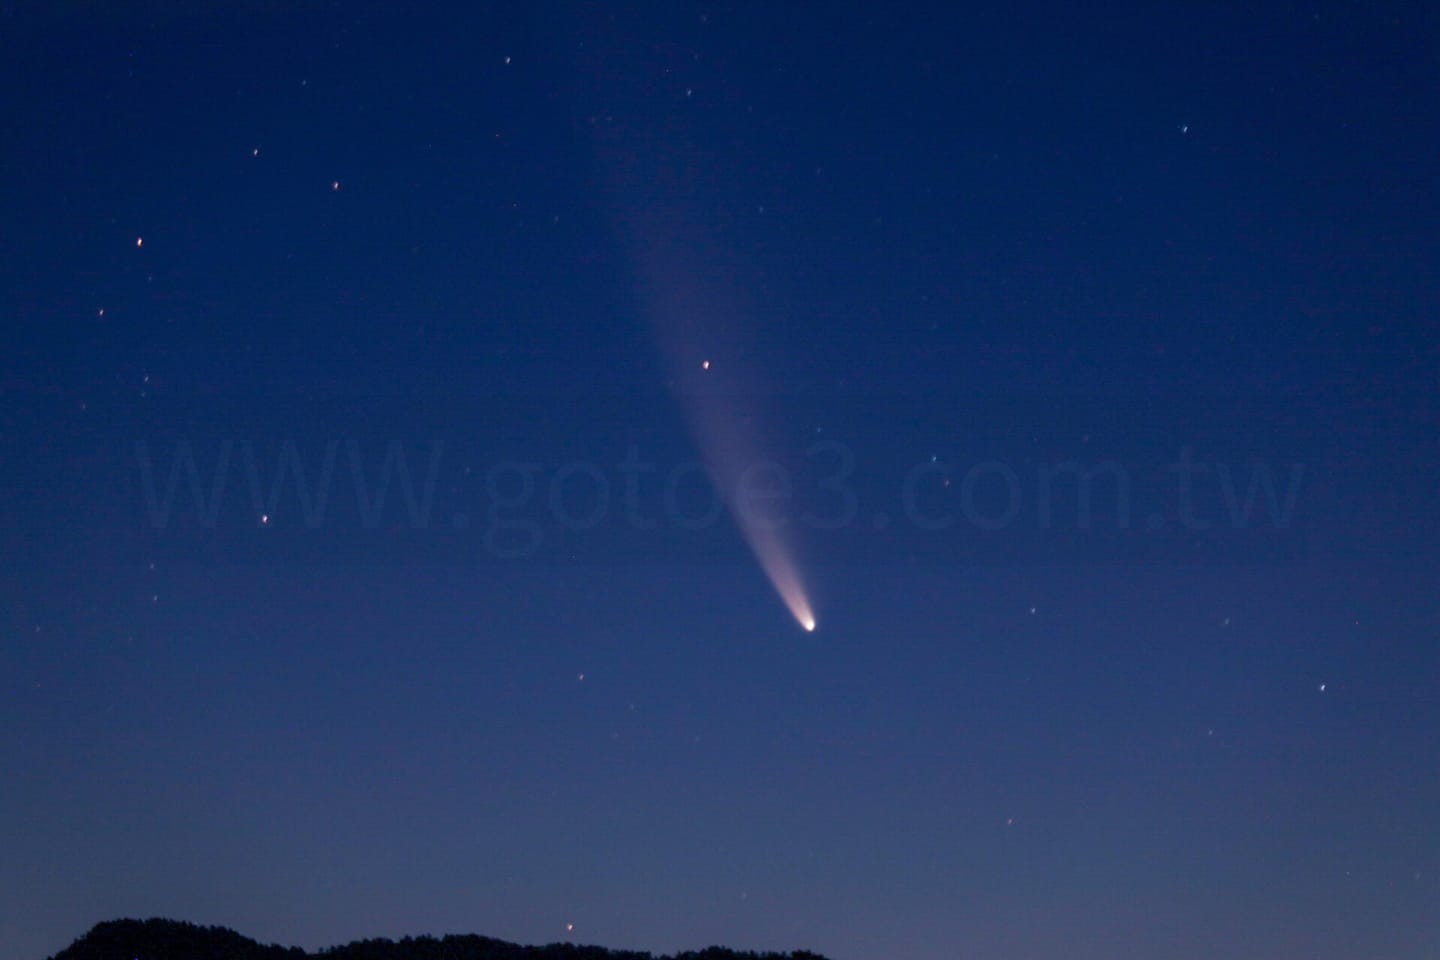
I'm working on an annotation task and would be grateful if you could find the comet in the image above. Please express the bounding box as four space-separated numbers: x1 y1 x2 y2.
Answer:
722 442 817 633
712 437 818 634
682 348 817 633
585 109 818 631
623 231 817 632
724 490 815 632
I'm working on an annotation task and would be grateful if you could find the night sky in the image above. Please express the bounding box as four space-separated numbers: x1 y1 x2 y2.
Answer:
4 2 1440 959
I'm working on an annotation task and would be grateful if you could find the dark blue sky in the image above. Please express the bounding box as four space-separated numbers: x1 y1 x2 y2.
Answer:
3 3 1439 959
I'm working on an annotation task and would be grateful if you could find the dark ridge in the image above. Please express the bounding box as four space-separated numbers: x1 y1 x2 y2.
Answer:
47 919 833 960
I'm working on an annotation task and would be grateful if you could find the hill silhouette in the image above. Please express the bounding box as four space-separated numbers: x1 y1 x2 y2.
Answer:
46 919 833 960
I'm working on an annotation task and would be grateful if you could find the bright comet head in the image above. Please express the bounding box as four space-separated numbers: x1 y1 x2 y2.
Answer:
744 529 815 634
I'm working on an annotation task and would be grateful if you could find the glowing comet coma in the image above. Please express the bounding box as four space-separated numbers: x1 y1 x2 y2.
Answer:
711 440 818 633
691 395 817 633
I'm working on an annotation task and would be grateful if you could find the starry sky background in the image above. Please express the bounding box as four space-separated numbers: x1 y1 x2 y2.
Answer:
3 2 1439 959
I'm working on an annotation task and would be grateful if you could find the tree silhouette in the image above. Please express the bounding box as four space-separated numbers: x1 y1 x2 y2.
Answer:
47 919 833 960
